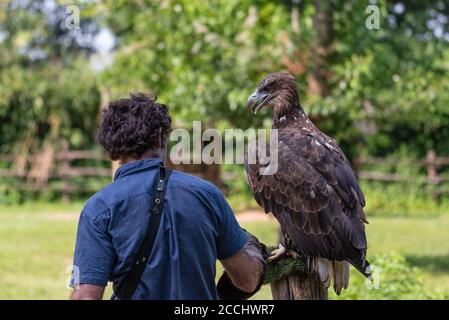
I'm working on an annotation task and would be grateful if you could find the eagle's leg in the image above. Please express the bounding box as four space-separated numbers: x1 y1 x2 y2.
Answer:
284 235 300 259
267 234 299 262
306 257 319 274
267 243 287 262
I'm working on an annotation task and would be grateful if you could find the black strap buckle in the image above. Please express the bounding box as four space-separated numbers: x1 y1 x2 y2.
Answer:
156 166 166 191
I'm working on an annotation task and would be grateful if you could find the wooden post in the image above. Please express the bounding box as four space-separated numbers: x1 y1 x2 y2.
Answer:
426 149 441 200
270 271 328 300
265 255 328 300
60 141 70 203
426 150 440 184
98 86 118 180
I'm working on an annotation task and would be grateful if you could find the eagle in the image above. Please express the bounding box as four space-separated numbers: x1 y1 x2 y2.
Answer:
245 72 372 294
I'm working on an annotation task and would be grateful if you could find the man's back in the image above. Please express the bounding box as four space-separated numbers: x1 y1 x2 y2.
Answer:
72 158 247 299
71 93 264 300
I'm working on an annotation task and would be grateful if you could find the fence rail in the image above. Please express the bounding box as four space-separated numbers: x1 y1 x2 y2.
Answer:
1 149 449 199
0 148 112 200
355 150 449 185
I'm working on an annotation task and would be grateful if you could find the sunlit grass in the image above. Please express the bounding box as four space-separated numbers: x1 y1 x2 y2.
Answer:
242 216 449 299
0 204 448 299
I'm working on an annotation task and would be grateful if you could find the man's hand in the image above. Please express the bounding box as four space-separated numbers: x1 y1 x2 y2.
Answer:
71 284 105 300
218 231 269 299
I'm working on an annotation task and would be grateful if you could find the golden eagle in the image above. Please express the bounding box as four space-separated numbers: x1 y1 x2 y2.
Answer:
245 72 371 294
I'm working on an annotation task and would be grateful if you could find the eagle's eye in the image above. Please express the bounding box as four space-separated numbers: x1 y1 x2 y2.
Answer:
263 84 273 92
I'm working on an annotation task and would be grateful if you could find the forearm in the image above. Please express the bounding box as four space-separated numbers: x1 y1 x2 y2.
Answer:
71 284 105 300
226 233 266 292
218 231 269 299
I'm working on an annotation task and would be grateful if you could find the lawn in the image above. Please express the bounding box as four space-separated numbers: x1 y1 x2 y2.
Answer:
0 203 448 299
247 215 449 299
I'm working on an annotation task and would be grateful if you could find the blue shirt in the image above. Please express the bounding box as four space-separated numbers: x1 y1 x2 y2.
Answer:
71 158 247 299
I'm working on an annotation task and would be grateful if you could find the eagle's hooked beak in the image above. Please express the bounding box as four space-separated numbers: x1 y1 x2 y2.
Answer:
247 90 270 115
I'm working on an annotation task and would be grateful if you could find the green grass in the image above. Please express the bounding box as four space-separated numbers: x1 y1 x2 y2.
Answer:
361 181 449 217
0 205 78 299
242 216 449 299
366 216 449 294
0 204 448 299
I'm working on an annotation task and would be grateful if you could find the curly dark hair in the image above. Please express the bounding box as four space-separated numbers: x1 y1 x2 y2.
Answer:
96 93 172 160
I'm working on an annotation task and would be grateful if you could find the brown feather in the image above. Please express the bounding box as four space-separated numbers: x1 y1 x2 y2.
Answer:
244 72 370 279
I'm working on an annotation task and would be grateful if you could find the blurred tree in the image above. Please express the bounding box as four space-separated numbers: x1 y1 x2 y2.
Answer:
98 0 449 162
96 0 292 184
1 0 449 181
0 0 101 157
98 0 289 130
276 0 449 161
319 0 449 158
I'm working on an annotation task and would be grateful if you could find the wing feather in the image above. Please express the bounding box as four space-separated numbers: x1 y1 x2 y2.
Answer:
245 127 370 275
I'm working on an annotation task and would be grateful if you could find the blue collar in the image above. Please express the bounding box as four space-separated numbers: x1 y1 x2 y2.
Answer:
114 158 163 181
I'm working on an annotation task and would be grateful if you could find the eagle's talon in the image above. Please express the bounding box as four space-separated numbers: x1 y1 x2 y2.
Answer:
287 250 300 259
267 244 287 262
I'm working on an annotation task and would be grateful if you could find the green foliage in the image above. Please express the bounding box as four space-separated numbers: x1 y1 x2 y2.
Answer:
0 1 100 154
228 218 449 299
0 60 100 153
263 251 449 300
332 252 449 300
2 1 449 159
362 182 449 217
2 1 449 196
99 0 289 130
320 1 449 158
222 164 255 212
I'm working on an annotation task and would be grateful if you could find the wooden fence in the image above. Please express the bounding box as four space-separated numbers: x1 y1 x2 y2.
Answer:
1 148 448 199
0 148 112 200
355 150 449 185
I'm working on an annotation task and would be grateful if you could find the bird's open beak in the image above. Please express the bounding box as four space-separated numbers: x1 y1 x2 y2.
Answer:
247 91 270 115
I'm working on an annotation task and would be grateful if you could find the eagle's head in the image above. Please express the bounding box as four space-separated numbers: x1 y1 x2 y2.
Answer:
247 72 301 117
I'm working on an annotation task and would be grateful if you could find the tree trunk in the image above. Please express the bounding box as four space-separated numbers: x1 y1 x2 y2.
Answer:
270 271 328 300
307 0 334 97
98 86 120 179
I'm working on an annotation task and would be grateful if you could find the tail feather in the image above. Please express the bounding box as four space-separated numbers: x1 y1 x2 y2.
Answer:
317 258 372 295
349 258 373 281
317 258 333 289
333 261 350 295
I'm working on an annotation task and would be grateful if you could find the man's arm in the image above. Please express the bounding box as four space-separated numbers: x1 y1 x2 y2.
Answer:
218 231 269 299
71 284 105 300
220 249 263 293
70 208 115 300
209 183 269 299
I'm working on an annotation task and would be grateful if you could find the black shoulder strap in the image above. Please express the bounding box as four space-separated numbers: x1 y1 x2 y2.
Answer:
113 164 172 300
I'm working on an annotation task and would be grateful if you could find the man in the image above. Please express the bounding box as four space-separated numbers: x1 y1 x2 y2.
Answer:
70 93 266 300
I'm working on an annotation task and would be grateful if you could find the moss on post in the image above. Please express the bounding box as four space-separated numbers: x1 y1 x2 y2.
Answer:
263 255 307 285
263 248 328 300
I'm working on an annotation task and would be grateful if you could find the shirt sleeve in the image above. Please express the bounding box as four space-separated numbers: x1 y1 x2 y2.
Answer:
213 187 248 260
71 208 115 287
